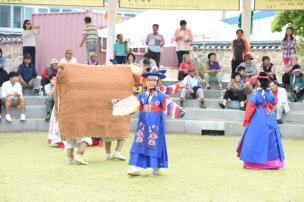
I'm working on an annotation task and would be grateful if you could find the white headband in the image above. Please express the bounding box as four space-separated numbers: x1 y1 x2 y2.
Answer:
147 76 159 80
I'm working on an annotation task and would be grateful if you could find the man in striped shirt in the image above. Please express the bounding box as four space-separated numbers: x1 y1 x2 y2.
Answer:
80 17 98 59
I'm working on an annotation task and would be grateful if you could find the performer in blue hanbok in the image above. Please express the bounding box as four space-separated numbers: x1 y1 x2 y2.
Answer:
237 72 285 169
113 70 185 176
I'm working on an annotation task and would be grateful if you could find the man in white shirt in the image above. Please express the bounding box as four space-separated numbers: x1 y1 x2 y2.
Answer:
1 72 26 122
269 81 290 124
180 68 205 108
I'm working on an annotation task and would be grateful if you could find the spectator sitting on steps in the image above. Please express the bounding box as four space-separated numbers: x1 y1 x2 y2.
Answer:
219 73 246 111
44 76 56 122
87 52 99 65
269 80 290 124
288 66 304 102
259 56 277 81
180 68 205 108
41 58 59 88
17 54 41 95
203 52 223 90
138 53 156 69
1 72 26 122
178 54 194 81
236 54 257 88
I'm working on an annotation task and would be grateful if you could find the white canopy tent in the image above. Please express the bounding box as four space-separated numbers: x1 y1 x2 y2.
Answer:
99 10 238 49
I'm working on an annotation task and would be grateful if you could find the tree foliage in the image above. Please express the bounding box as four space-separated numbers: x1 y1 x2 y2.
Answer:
272 11 304 37
272 11 304 56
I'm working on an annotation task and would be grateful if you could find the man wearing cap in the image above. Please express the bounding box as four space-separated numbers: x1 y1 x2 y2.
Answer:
41 58 59 88
231 29 250 78
112 70 185 176
288 66 304 102
17 54 41 95
180 68 205 108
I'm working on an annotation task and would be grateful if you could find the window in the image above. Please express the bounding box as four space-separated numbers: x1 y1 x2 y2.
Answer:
13 6 22 28
50 8 60 12
62 9 72 12
38 8 48 13
24 7 34 20
0 5 11 28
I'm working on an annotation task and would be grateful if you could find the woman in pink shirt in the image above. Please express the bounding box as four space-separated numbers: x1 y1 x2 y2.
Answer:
174 20 193 67
178 54 194 81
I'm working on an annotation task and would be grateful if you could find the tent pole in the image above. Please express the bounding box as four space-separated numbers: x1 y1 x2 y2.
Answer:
241 0 251 45
106 0 117 64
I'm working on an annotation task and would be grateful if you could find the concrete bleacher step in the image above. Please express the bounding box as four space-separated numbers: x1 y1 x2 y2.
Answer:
0 118 302 138
183 108 304 124
25 96 46 105
1 83 303 137
170 89 224 98
129 119 304 138
162 81 229 89
171 98 304 111
1 105 45 119
23 96 304 112
0 119 49 133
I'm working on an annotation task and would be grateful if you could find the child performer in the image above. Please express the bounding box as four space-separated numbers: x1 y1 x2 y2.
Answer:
113 70 185 176
237 72 285 169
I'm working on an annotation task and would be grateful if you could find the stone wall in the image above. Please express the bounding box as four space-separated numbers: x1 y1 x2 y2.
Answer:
0 43 23 73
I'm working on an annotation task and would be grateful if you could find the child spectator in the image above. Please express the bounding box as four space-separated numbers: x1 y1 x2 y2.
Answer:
219 73 246 111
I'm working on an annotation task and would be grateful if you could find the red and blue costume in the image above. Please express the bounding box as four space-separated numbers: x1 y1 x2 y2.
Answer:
237 88 285 169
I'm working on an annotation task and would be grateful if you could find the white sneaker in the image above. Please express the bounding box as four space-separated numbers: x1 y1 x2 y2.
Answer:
152 168 161 176
74 154 88 165
106 153 113 160
20 114 26 121
6 114 12 122
113 152 126 161
219 82 223 90
128 169 141 176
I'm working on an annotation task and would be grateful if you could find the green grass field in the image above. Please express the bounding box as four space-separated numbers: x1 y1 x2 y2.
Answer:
0 133 303 202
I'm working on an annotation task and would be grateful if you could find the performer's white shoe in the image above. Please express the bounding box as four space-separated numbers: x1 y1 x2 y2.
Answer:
75 154 88 165
128 166 141 176
152 168 161 176
106 153 113 160
127 170 141 176
68 159 76 164
113 151 126 161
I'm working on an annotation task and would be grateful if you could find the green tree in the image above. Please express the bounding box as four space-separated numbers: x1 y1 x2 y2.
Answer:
272 11 304 56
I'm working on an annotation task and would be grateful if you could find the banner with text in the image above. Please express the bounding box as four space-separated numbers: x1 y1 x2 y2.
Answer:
120 0 240 10
0 0 104 7
255 0 304 10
